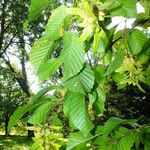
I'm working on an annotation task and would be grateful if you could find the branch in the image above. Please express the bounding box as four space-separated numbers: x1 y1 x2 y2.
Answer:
11 41 32 47
3 21 13 33
108 25 135 49
109 19 149 49
0 33 17 57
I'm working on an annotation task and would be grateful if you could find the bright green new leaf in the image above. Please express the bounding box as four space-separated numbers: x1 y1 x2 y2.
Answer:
93 31 101 55
106 0 137 18
38 58 62 81
28 101 52 124
112 73 126 89
89 93 96 105
127 29 148 55
45 6 69 41
63 91 94 135
64 66 94 94
93 29 109 55
80 27 93 42
106 48 125 75
61 32 85 81
103 117 124 136
30 36 55 74
28 0 55 22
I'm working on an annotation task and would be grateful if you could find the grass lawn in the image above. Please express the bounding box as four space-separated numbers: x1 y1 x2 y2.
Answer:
0 135 33 150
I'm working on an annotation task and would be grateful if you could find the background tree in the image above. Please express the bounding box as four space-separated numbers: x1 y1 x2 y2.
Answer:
0 0 54 137
0 65 26 135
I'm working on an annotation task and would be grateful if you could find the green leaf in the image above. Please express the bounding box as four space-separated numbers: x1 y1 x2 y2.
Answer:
123 119 138 127
103 117 124 136
66 132 101 150
94 136 112 150
61 32 85 81
63 91 94 135
66 132 90 150
28 101 52 124
94 88 106 114
93 66 106 83
28 0 55 22
64 66 94 94
8 104 32 131
106 0 137 18
141 126 150 149
32 87 50 102
127 29 148 55
38 58 62 81
112 126 130 139
32 85 61 102
30 36 55 74
106 48 125 75
45 6 69 41
112 73 126 89
8 101 45 131
114 132 139 150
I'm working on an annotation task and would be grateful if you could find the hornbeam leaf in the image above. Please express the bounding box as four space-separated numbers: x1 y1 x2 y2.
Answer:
64 91 94 135
61 32 85 81
38 58 63 81
32 85 61 102
94 88 106 114
30 36 56 74
93 29 109 55
67 132 102 150
64 66 94 94
32 87 50 102
127 29 148 55
45 6 69 41
8 101 45 131
114 132 139 150
106 48 125 75
67 132 100 150
28 0 55 22
103 117 124 136
67 132 90 150
28 101 52 124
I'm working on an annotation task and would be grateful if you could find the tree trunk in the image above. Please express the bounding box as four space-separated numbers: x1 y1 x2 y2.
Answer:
5 115 10 136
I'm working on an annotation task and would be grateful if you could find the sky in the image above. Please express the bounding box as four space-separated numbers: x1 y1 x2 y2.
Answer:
7 2 147 93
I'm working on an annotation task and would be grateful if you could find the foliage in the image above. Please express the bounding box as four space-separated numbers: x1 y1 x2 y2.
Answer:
9 0 150 149
29 125 67 150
